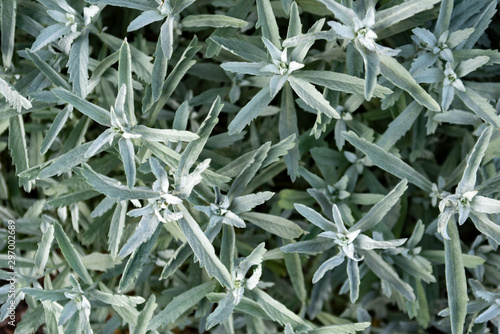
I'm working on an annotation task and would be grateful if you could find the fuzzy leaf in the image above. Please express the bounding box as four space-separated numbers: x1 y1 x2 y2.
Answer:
239 212 305 239
342 131 433 192
53 221 93 285
379 55 440 112
149 281 216 330
178 204 233 288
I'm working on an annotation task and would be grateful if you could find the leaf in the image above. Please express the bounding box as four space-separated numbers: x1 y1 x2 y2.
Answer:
160 224 221 280
210 36 268 62
1 0 16 68
21 288 67 302
250 288 312 332
99 32 153 83
89 290 144 308
88 50 120 90
0 77 32 112
294 204 336 232
316 0 356 26
68 31 89 97
282 239 307 303
342 131 433 193
52 88 111 126
280 83 300 181
40 105 72 155
374 0 441 31
182 15 248 28
358 47 380 100
362 249 415 302
81 253 121 271
148 281 216 331
376 101 424 150
207 293 271 320
151 38 168 102
296 70 391 99
228 86 274 135
178 204 233 288
281 238 336 254
119 222 162 292
118 137 136 189
456 89 500 129
255 0 280 47
308 322 371 334
146 36 200 124
127 10 164 32
25 50 71 90
379 54 440 112
206 293 236 330
444 221 468 334
159 16 175 62
313 252 345 283
177 97 222 179
8 115 31 191
456 126 492 194
420 250 485 268
119 213 160 258
79 164 159 200
86 0 156 11
239 212 305 239
230 192 274 214
288 76 340 119
351 179 408 232
134 295 157 334
31 23 71 52
53 221 93 285
228 142 270 200
38 142 92 179
119 38 135 125
469 213 500 246
434 0 453 37
456 56 489 78
132 125 198 143
221 61 267 76
34 224 55 275
105 197 127 259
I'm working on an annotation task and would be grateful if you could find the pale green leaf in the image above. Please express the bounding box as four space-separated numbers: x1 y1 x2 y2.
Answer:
379 54 440 112
34 224 55 275
68 31 89 97
0 77 32 112
178 204 233 288
239 212 305 239
52 88 111 126
444 221 468 334
134 295 157 334
342 131 433 192
288 76 340 119
374 0 441 32
1 0 16 68
148 281 216 331
53 221 93 285
351 179 407 232
256 0 280 47
79 164 159 200
182 15 248 28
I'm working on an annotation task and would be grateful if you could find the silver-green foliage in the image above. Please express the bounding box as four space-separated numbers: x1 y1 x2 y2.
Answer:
2 0 500 333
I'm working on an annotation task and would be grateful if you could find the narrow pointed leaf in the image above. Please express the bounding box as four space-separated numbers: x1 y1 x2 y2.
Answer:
444 221 468 334
379 54 440 111
53 222 93 285
343 131 433 192
178 204 233 288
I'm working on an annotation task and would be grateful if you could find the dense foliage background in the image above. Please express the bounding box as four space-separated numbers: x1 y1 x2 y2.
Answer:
1 0 500 333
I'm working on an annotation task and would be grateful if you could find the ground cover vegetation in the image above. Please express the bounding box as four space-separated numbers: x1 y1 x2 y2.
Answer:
1 0 500 333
